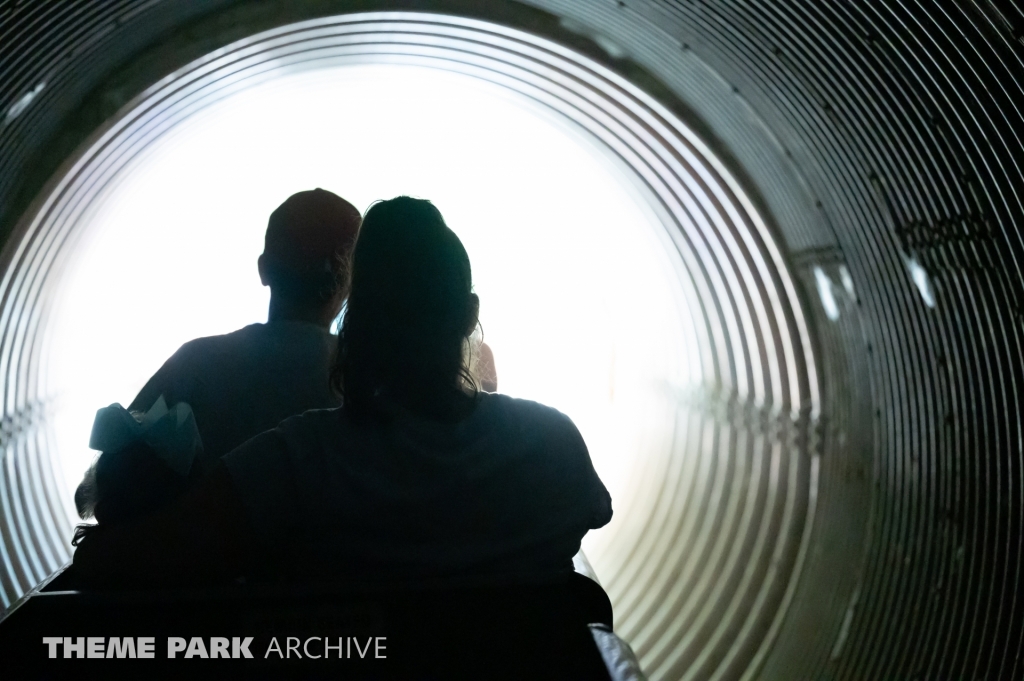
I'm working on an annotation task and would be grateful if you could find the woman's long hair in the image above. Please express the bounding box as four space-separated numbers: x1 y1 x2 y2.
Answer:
331 197 477 420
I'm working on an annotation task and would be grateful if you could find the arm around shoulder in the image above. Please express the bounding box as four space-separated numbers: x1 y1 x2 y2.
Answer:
73 461 252 587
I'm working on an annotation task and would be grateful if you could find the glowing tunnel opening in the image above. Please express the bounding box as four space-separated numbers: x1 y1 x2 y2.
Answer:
46 61 698 569
4 13 818 679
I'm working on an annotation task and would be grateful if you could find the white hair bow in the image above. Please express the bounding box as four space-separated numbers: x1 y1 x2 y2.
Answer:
88 395 203 476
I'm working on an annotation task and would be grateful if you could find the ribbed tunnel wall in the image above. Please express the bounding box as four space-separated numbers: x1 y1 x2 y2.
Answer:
1 2 1022 680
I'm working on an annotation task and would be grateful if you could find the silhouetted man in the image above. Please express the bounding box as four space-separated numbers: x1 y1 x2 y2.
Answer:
128 188 360 464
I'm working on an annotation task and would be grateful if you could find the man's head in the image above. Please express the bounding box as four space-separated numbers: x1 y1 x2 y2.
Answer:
258 189 362 326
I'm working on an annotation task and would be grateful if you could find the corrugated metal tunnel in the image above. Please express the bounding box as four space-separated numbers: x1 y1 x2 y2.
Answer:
0 1 1022 679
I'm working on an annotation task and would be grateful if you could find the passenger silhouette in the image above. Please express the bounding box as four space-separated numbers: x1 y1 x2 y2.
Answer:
72 188 358 538
73 197 611 588
127 188 360 465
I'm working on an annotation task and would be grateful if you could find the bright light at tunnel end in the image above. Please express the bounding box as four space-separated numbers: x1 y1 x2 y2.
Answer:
47 63 698 560
3 13 819 680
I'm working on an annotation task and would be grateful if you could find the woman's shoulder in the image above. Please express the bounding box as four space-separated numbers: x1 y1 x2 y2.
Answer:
275 406 347 445
279 405 345 426
481 392 569 418
222 408 346 503
476 394 609 523
475 393 581 442
225 408 344 464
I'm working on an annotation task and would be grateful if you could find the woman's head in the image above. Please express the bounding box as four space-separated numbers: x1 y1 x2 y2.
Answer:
332 197 478 419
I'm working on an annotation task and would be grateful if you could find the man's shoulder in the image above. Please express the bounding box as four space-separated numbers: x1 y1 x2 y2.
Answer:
144 326 269 390
173 323 266 355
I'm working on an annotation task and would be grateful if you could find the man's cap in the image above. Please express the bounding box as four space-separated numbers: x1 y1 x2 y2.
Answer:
264 188 362 272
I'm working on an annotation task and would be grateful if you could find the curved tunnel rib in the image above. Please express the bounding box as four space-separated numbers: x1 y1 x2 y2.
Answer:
0 2 1021 680
1 14 817 679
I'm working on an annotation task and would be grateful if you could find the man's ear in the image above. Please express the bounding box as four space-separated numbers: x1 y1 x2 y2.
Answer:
257 254 270 287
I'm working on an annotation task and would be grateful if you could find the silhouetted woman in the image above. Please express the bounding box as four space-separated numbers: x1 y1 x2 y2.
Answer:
73 197 612 587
